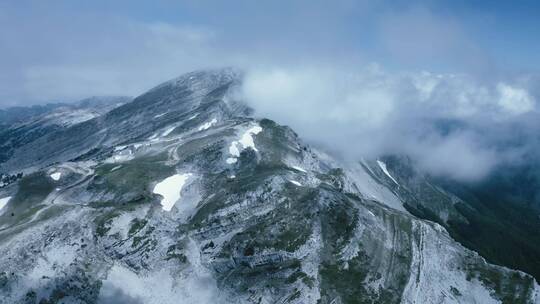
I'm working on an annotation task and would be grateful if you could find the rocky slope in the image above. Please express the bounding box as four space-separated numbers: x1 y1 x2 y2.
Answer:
0 69 538 303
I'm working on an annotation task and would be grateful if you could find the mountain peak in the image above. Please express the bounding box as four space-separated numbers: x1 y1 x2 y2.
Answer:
148 67 242 94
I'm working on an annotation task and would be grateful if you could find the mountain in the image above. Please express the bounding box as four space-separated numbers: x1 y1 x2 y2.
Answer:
0 69 538 304
0 97 131 127
371 156 540 291
0 103 65 127
0 96 132 169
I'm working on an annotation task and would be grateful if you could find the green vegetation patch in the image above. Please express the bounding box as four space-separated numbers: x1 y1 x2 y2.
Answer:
0 171 55 227
89 155 175 201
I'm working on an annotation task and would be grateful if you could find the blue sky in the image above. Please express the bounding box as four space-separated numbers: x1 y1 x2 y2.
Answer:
1 0 539 106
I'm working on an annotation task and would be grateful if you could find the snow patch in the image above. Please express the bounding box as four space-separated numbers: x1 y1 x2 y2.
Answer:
377 160 399 185
162 126 176 137
50 172 61 181
292 166 307 173
153 174 192 212
289 180 302 186
0 196 11 214
229 142 241 157
198 118 217 131
239 126 263 152
226 124 263 164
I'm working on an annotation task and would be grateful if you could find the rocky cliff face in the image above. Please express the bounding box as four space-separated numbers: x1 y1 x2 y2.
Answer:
0 69 538 303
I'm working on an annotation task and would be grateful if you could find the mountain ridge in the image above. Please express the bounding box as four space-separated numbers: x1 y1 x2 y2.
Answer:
0 68 538 303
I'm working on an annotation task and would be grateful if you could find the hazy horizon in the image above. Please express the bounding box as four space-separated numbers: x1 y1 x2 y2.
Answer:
2 1 539 106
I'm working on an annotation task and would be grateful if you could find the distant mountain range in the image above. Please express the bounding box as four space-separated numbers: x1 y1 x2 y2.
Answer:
0 96 132 126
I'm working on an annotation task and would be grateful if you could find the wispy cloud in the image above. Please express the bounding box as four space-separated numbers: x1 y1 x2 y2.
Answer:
241 65 538 181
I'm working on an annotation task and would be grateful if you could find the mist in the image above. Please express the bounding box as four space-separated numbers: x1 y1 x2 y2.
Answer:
241 65 538 181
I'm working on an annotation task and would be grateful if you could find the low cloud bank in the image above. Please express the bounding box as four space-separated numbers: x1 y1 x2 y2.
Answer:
241 65 539 181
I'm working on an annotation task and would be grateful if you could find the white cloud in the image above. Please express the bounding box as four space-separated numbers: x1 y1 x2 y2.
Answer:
242 66 396 129
242 65 538 181
497 83 536 115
